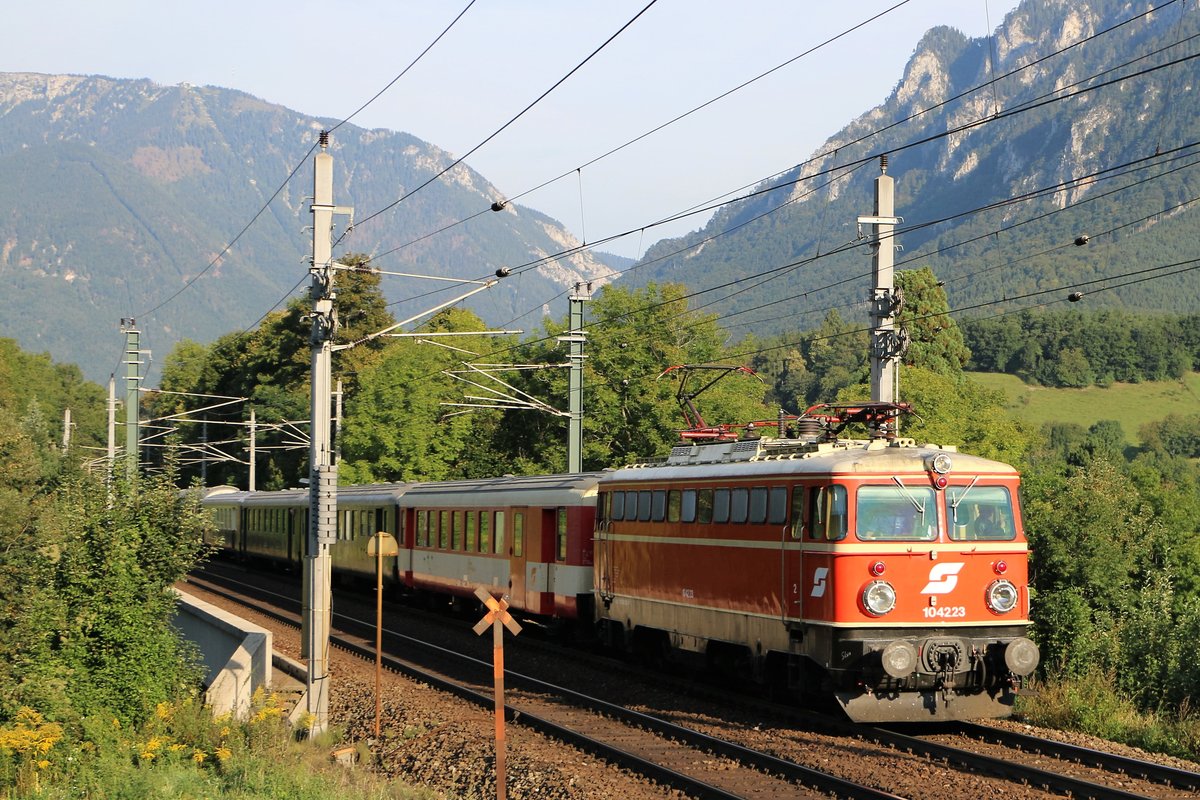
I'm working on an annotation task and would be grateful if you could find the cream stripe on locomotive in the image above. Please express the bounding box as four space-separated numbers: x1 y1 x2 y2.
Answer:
603 592 1028 629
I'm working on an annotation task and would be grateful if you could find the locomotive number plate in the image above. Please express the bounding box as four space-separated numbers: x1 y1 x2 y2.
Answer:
922 606 966 619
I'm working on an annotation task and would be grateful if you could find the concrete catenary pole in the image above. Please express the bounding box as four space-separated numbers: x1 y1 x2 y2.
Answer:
303 132 351 736
566 283 590 473
122 321 141 479
248 408 257 492
61 408 71 454
859 155 903 409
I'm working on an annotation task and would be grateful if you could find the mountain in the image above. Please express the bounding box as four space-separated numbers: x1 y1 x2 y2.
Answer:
0 73 614 383
622 0 1200 336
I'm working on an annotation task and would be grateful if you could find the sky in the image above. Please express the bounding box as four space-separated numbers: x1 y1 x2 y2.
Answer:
4 0 1023 258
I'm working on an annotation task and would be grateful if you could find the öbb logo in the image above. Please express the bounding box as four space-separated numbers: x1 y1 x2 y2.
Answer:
921 562 965 594
810 567 829 597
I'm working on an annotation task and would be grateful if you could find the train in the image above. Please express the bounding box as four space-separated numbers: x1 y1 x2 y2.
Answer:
199 403 1039 723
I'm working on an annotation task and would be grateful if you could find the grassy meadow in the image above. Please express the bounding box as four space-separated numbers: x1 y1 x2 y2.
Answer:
967 370 1200 445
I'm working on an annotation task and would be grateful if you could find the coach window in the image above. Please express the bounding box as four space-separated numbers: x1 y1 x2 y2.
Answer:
669 490 683 523
416 510 428 547
513 512 524 557
697 488 714 523
479 512 492 553
637 491 653 522
810 485 848 541
466 511 477 551
651 490 666 522
749 487 768 524
596 492 609 522
494 511 506 555
611 491 626 521
556 507 568 561
383 507 395 536
439 510 450 549
713 488 730 524
731 488 750 524
452 511 464 550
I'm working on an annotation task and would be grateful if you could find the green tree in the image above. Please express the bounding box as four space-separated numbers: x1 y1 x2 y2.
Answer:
339 308 502 482
895 267 971 374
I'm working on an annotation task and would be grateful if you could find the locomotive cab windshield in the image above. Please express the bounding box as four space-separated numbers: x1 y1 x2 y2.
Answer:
947 485 1017 541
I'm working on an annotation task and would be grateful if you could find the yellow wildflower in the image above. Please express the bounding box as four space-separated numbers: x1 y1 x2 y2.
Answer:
192 749 206 764
215 747 232 762
155 702 173 721
36 760 49 770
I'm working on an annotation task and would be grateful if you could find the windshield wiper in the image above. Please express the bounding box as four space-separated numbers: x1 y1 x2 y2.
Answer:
891 476 926 514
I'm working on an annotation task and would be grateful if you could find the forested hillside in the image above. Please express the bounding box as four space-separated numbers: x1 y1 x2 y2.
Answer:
623 0 1200 337
0 73 614 383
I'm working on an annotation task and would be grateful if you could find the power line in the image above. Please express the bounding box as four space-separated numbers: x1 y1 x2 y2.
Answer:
366 0 1180 277
133 0 480 325
347 0 662 236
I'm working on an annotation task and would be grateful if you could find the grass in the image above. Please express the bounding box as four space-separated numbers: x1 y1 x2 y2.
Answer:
1 693 435 800
1017 672 1200 762
967 370 1200 445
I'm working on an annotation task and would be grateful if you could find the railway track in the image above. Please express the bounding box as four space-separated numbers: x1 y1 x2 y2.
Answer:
187 568 898 799
186 563 1200 799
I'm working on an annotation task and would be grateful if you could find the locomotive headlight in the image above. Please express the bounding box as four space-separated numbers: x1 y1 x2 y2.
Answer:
927 453 953 474
862 580 897 616
986 579 1019 614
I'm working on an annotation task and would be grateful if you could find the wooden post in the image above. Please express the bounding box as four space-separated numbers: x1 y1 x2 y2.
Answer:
473 586 522 800
368 531 398 738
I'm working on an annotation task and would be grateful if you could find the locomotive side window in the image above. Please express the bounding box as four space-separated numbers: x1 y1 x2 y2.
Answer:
947 485 1016 541
856 485 938 541
713 489 730 524
681 489 697 522
513 512 524 556
749 487 768 524
651 490 666 522
637 491 652 522
697 488 714 523
479 512 492 553
666 490 681 522
556 507 568 561
597 492 610 522
810 486 848 541
731 488 749 524
769 486 788 525
789 487 806 538
611 491 626 521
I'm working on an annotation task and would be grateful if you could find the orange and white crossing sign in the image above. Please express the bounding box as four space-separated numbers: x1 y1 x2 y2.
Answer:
474 586 521 800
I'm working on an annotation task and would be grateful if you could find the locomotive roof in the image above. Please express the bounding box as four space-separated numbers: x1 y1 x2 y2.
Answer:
601 437 1018 484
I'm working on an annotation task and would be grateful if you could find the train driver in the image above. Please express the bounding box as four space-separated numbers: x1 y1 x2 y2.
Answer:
972 504 1006 538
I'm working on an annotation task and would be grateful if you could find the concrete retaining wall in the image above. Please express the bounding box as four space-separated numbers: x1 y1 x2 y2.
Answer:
174 589 272 719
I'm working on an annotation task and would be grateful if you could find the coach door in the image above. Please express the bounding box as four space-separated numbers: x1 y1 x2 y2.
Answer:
507 509 528 610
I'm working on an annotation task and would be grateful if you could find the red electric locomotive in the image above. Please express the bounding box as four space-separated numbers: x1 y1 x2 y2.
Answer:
592 405 1039 723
